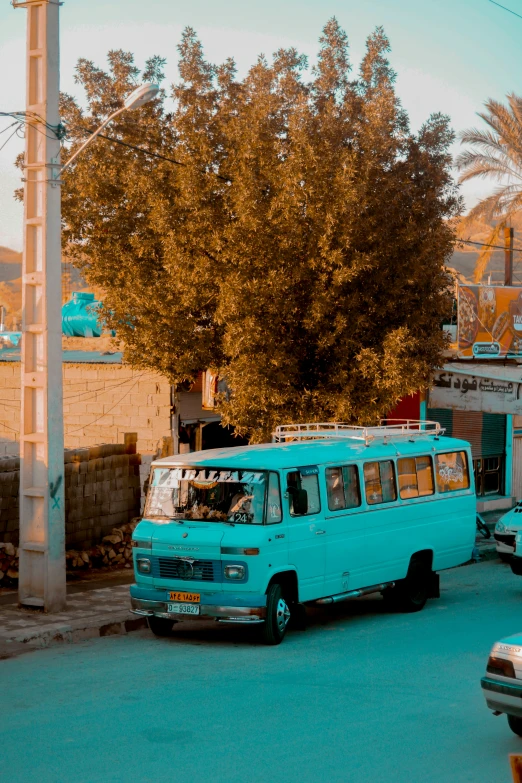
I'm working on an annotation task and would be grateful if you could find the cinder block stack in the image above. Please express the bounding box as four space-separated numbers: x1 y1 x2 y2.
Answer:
64 432 141 549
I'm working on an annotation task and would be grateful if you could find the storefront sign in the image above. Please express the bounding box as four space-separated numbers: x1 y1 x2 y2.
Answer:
430 370 522 414
458 284 522 358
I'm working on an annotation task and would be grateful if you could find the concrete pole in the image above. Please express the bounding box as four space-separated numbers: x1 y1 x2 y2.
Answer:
15 0 66 611
505 227 514 286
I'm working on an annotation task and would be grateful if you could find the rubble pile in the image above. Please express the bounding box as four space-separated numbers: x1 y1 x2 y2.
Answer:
0 518 140 585
0 541 18 584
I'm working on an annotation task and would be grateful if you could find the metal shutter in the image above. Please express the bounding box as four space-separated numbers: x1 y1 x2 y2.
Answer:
481 413 506 457
428 408 506 459
427 408 453 438
453 410 482 457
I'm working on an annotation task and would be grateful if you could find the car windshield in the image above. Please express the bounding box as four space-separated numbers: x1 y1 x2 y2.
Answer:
144 467 268 524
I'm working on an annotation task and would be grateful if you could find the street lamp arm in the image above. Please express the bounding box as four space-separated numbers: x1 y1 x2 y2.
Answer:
60 83 159 173
61 107 125 173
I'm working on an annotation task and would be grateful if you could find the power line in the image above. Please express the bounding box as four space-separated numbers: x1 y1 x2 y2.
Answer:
69 123 233 184
0 123 22 153
65 376 141 434
458 238 522 253
487 0 522 20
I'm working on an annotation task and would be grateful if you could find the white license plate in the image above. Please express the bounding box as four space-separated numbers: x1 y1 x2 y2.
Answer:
168 603 200 615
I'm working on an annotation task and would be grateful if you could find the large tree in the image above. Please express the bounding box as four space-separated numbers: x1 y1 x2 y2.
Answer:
54 20 458 441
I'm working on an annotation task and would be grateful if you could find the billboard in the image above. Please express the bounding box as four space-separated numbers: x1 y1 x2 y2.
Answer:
458 284 522 358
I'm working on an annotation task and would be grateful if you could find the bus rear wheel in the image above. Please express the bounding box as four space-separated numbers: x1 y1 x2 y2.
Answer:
385 559 430 613
261 583 291 645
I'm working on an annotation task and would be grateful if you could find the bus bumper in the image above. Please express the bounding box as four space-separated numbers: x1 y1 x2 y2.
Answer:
130 584 267 624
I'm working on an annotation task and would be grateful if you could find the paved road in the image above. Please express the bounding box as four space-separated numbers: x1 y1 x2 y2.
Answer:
3 558 522 783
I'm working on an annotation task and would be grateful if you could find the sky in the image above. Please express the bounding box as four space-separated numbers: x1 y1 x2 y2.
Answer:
0 0 521 251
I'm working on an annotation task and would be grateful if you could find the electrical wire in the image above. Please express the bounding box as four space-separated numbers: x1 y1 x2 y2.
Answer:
69 123 233 184
63 371 149 401
0 123 22 153
0 120 19 136
65 376 141 434
458 238 522 253
487 0 522 20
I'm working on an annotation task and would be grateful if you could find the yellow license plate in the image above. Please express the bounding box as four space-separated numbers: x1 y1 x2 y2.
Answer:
169 591 200 603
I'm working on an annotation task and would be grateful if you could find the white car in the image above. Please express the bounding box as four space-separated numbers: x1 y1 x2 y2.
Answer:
494 504 522 559
482 634 522 736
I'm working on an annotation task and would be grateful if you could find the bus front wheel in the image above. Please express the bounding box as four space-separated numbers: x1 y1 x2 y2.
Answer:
261 583 291 645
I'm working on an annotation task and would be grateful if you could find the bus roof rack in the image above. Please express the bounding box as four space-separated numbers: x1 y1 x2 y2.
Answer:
272 420 445 446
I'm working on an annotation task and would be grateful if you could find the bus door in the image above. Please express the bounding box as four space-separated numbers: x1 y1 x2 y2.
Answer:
284 466 325 601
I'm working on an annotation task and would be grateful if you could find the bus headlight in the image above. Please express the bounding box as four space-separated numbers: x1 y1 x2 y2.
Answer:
224 565 245 580
137 557 151 574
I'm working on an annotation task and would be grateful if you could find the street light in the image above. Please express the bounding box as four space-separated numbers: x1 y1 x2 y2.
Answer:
61 83 159 173
16 0 159 613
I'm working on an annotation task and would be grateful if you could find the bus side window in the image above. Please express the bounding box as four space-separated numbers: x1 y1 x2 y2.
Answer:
364 461 397 505
287 469 321 516
397 456 434 499
326 466 361 511
435 451 470 493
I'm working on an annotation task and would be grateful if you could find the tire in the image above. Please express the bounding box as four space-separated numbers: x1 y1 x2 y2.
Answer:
386 559 430 613
499 552 512 563
508 714 522 737
261 583 291 645
147 616 174 637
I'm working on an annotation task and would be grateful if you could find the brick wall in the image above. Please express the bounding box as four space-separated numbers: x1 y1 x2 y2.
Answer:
0 360 172 456
0 435 142 549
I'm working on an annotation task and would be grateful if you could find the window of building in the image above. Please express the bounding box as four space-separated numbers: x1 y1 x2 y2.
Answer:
434 451 470 493
326 466 361 511
287 467 321 516
397 456 434 499
474 456 503 497
363 461 397 505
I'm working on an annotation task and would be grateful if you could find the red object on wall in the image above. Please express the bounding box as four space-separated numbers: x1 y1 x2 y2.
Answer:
387 391 421 422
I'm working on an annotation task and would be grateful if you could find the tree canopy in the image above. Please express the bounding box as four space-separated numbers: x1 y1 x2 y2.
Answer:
56 19 458 441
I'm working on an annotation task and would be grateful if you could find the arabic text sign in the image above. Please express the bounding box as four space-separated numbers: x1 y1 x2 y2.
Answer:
430 370 522 414
458 284 522 358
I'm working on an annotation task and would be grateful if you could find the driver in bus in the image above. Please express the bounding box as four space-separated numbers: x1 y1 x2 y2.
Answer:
228 486 253 516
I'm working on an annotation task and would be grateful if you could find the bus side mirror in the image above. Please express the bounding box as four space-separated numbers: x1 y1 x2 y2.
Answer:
288 485 308 515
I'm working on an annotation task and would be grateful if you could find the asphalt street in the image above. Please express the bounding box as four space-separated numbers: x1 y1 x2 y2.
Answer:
3 558 522 783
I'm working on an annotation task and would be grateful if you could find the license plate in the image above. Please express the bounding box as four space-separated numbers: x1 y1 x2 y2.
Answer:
169 591 200 603
168 603 200 615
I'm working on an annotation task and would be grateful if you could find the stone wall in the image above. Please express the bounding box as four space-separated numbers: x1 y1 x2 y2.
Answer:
0 435 142 549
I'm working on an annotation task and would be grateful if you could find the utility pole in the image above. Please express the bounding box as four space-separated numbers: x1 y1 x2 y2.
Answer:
15 0 66 611
505 226 514 286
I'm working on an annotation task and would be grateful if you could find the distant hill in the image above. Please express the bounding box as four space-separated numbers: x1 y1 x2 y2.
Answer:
451 215 522 285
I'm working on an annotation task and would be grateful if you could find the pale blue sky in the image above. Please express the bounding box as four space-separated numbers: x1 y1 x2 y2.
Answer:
1 0 521 250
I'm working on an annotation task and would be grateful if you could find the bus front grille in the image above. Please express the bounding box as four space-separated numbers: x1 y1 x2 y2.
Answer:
152 556 217 582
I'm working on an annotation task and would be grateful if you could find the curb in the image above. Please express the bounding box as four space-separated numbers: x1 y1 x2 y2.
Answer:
0 613 148 660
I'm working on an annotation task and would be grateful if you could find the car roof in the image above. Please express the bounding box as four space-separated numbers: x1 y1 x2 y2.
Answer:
152 435 471 471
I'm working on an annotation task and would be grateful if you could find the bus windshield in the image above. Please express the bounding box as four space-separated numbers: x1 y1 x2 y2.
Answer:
144 467 268 524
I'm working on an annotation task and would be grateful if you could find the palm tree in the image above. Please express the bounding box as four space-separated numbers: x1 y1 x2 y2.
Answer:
456 93 522 282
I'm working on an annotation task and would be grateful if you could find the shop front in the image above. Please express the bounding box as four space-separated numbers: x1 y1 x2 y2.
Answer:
428 363 521 511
